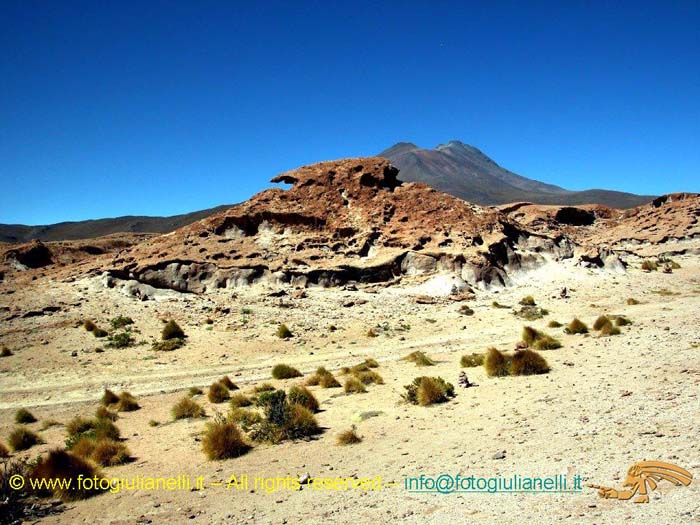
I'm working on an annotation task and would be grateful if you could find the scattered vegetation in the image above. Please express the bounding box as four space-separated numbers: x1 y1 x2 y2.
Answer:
248 390 321 443
306 367 341 388
172 397 206 420
522 326 562 349
110 316 134 330
162 320 185 340
287 385 319 412
151 338 184 351
29 449 105 501
343 376 367 394
337 426 362 445
106 331 135 349
271 364 302 379
403 350 436 366
402 376 455 406
564 318 589 334
66 416 120 441
15 408 37 424
8 426 43 451
208 382 231 403
276 323 293 339
460 353 484 367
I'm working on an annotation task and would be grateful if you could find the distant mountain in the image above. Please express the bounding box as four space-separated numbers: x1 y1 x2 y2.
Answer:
378 141 654 208
0 205 233 243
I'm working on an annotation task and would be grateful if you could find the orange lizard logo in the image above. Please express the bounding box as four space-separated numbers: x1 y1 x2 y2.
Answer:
589 461 692 503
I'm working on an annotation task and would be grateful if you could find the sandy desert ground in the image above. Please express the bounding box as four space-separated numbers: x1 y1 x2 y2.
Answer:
2 253 700 524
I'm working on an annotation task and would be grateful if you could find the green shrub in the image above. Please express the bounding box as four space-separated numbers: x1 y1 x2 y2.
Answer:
110 316 134 330
343 377 366 394
162 320 185 340
15 408 37 424
287 385 319 412
460 353 484 367
202 420 251 460
509 350 550 375
8 426 43 451
208 382 230 403
106 331 135 348
276 324 293 339
484 347 510 377
402 377 455 406
172 397 206 420
564 318 589 334
271 364 302 379
403 351 435 366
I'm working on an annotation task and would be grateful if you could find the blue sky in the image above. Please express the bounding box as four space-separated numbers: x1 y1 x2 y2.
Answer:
1 1 698 225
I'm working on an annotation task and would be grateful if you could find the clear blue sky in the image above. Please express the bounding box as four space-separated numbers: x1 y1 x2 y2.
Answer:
1 1 698 225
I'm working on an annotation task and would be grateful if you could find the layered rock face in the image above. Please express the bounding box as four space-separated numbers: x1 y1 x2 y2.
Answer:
103 158 572 293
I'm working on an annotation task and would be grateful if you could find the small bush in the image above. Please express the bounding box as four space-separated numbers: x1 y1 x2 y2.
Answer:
116 391 140 412
188 386 203 396
276 324 293 339
461 353 484 367
106 331 135 349
101 389 120 406
626 298 639 305
344 377 366 394
284 404 320 439
93 328 108 338
564 318 589 334
252 382 275 393
152 338 184 351
162 320 185 340
548 320 563 328
202 420 250 460
403 351 435 366
95 406 118 421
8 426 43 451
228 408 263 431
1 346 14 357
509 350 550 375
402 377 455 406
519 295 536 306
66 416 120 441
355 370 384 385
15 408 37 424
110 316 134 330
337 426 362 445
484 347 510 377
522 326 561 350
66 417 94 437
593 315 612 330
90 439 131 466
272 364 302 379
641 260 658 272
615 316 632 326
230 393 252 408
208 382 230 403
29 449 105 501
600 323 621 336
307 367 341 388
219 376 238 390
287 385 319 412
172 397 206 420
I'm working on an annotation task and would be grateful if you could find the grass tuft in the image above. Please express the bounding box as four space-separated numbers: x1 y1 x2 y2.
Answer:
460 353 484 367
337 426 362 445
509 350 550 375
229 393 252 408
219 376 238 390
522 326 561 349
276 324 293 339
271 364 302 379
403 351 436 366
564 318 589 334
202 420 251 460
519 295 536 306
15 408 37 424
151 338 185 351
172 397 206 420
100 389 120 406
287 385 319 412
343 377 366 394
208 382 230 403
116 391 140 412
626 298 639 305
484 347 510 377
30 450 105 500
8 426 43 451
162 320 185 340
548 320 563 328
402 377 455 406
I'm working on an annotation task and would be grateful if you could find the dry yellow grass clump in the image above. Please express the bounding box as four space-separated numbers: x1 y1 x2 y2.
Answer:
402 377 455 406
30 450 106 501
202 419 251 460
337 426 362 445
403 351 435 366
522 326 562 350
343 376 367 394
172 397 206 420
287 385 319 412
485 347 550 377
208 382 230 403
